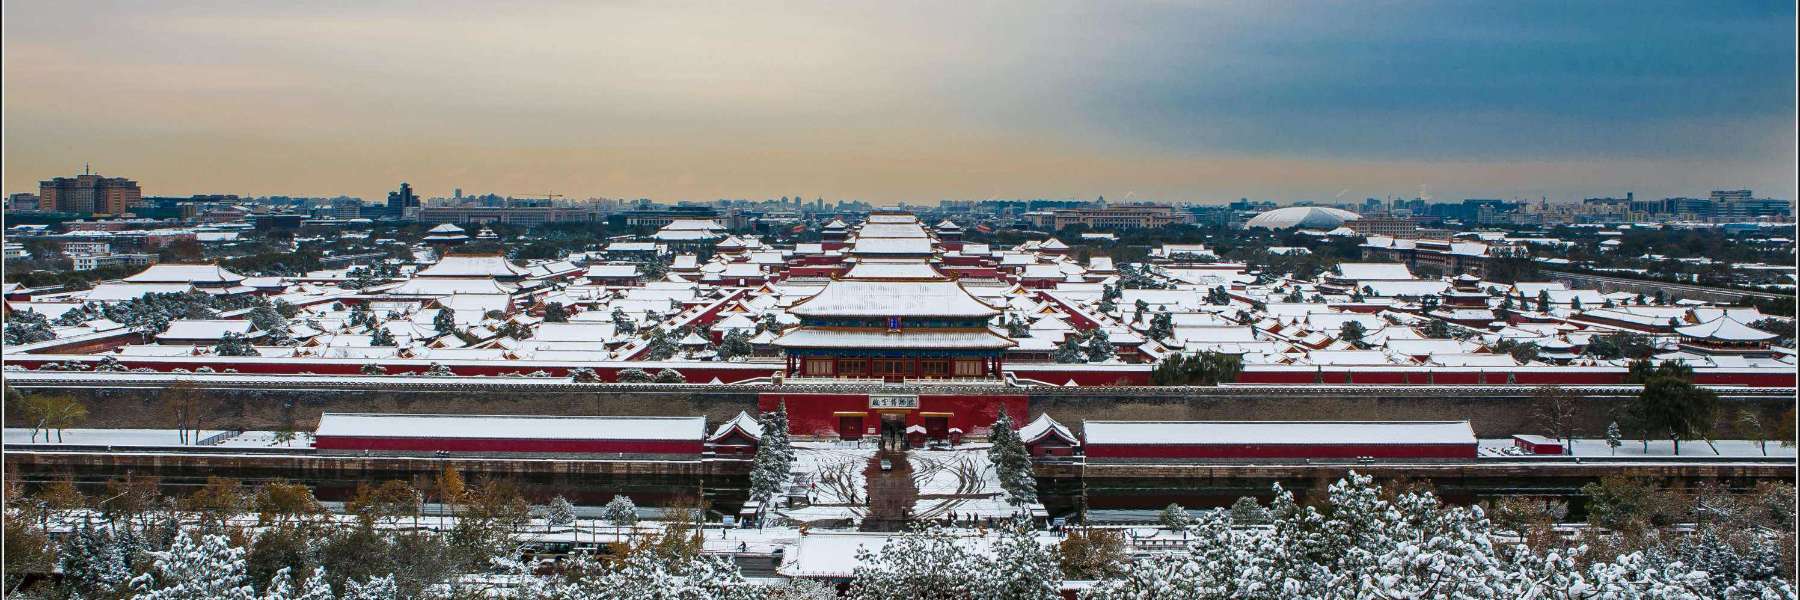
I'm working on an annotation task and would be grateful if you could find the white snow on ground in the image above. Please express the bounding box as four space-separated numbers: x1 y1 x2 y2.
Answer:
775 441 875 523
1478 437 1796 458
908 444 1023 520
3 428 312 449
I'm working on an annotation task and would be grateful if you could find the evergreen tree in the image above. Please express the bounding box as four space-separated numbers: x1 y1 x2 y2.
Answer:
129 530 257 600
432 309 458 336
1146 311 1174 341
1052 334 1087 363
4 309 56 346
1084 328 1115 362
1228 496 1269 525
368 327 396 347
987 410 1037 506
717 329 753 361
616 368 653 383
1606 421 1623 455
542 302 568 323
247 304 292 345
601 494 638 536
343 574 397 600
546 495 577 530
60 521 131 596
1338 321 1367 348
215 332 258 356
1158 503 1193 529
653 368 687 383
611 307 637 335
643 328 678 361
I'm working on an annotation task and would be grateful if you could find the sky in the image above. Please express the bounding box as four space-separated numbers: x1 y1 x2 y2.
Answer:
3 1 1794 205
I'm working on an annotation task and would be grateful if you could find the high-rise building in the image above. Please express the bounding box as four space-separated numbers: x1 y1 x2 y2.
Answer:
386 182 419 219
39 168 142 214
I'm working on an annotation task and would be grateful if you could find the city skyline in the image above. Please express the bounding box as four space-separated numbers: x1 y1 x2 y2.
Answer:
4 1 1795 205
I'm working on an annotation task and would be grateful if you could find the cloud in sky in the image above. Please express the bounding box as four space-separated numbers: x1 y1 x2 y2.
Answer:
3 1 1793 204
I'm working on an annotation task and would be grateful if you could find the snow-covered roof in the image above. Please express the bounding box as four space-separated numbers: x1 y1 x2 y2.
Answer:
123 263 246 285
1018 414 1078 445
708 410 762 441
1082 420 1475 446
844 259 944 280
315 413 706 441
84 282 196 302
1677 317 1778 342
1333 262 1414 281
789 279 1000 318
773 328 1015 350
584 264 641 278
157 319 258 341
850 237 934 256
416 255 530 278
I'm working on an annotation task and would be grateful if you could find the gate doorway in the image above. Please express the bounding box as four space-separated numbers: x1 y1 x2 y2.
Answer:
837 414 865 440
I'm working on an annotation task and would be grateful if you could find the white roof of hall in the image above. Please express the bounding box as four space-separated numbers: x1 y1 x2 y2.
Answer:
789 279 1001 318
709 411 762 441
1018 414 1078 444
426 223 466 234
1082 421 1475 446
866 214 919 224
315 413 706 441
773 328 1015 350
1246 206 1361 229
850 237 934 255
660 219 726 231
857 223 930 238
123 263 246 285
416 255 531 277
1334 262 1416 281
1677 317 1778 341
844 259 946 280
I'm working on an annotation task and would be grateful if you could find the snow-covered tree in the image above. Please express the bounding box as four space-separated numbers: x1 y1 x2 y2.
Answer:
4 309 57 346
215 332 258 356
653 368 687 383
569 367 601 383
1157 503 1192 530
247 304 292 345
542 302 569 323
432 309 458 336
602 494 639 537
60 521 131 596
1052 334 1087 364
717 329 753 361
359 364 387 376
547 495 577 530
616 368 653 383
987 411 1037 506
1606 421 1623 455
129 530 257 600
342 574 397 600
612 307 637 335
642 328 678 360
368 327 396 347
748 403 794 507
1227 496 1269 525
423 362 453 376
847 525 994 600
1083 329 1115 363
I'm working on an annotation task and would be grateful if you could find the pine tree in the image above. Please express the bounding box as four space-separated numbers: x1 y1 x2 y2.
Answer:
215 332 257 356
1606 421 1623 456
601 494 638 538
368 327 396 347
60 521 131 596
547 495 577 530
1052 334 1087 363
343 574 397 600
987 411 1037 506
4 309 57 345
1228 496 1270 525
542 302 568 323
1083 329 1115 363
1158 503 1193 529
717 329 753 361
611 307 637 335
432 309 457 336
643 328 678 360
129 530 257 600
653 368 686 383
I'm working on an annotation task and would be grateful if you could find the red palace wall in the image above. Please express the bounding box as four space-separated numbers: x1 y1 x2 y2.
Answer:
1084 443 1477 460
313 436 703 455
759 392 1029 438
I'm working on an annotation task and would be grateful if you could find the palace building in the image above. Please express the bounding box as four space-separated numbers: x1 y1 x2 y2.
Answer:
774 258 1014 381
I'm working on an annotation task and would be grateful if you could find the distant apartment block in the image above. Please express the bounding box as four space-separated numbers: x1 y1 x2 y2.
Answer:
7 193 41 211
417 205 602 227
1345 217 1421 238
1042 204 1191 230
39 170 142 214
72 253 158 271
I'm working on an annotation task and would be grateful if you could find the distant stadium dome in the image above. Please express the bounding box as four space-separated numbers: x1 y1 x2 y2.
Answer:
1246 206 1361 229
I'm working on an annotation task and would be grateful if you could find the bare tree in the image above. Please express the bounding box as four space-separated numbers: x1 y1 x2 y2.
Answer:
1531 386 1580 455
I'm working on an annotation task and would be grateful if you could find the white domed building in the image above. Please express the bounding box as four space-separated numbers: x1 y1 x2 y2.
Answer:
1246 206 1361 230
